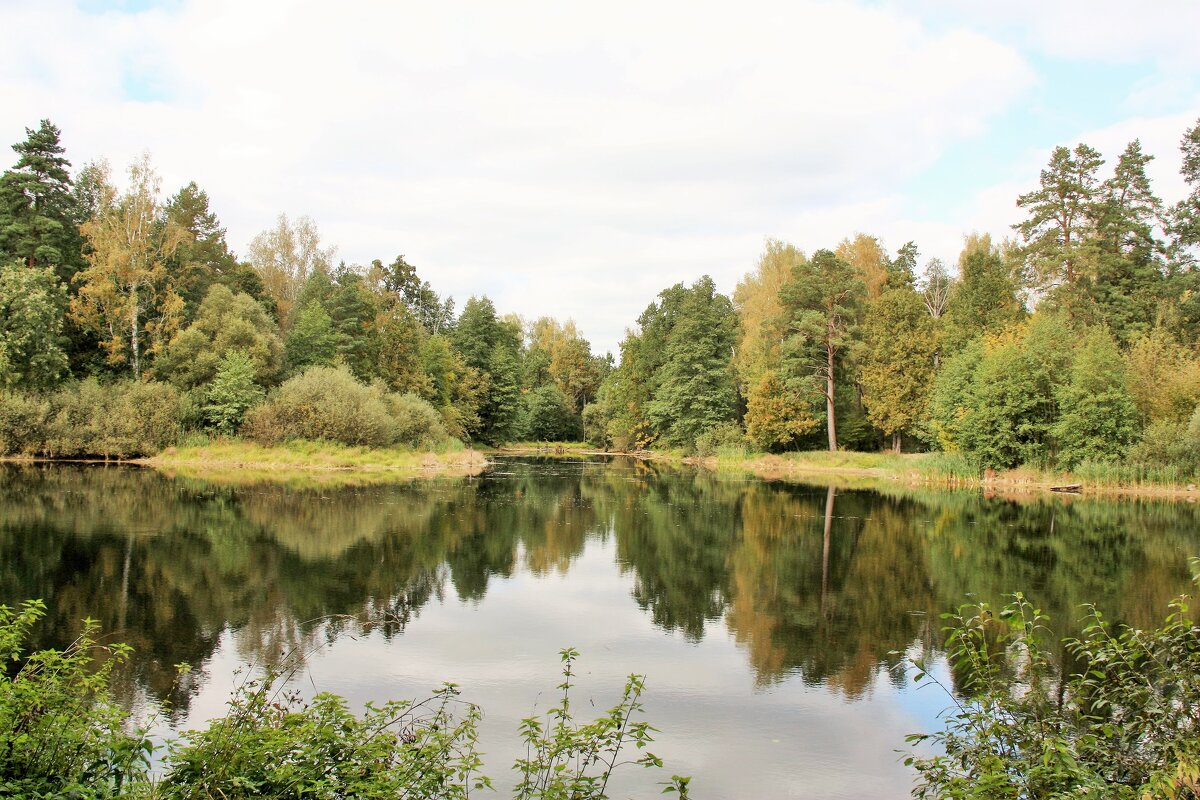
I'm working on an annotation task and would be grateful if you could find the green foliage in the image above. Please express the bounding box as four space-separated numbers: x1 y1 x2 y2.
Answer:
203 350 266 434
857 287 938 444
0 120 84 284
643 276 739 449
244 366 400 447
779 248 865 451
0 390 50 454
1014 143 1106 297
0 600 152 798
384 391 452 449
744 370 818 452
940 234 1025 356
163 181 246 319
0 260 70 390
0 379 185 457
1124 415 1200 480
284 301 339 375
323 267 381 381
907 584 1200 799
935 315 1073 471
374 304 431 396
451 297 524 443
522 384 584 443
921 339 984 453
1051 328 1140 468
154 283 283 391
160 676 489 800
513 647 685 800
244 366 453 450
581 400 612 449
693 421 747 458
368 254 454 335
601 277 737 451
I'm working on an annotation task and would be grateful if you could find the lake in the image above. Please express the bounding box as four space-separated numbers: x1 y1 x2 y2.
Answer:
2 456 1199 798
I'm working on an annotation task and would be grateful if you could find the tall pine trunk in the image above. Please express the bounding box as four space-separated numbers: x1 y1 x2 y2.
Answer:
825 330 837 451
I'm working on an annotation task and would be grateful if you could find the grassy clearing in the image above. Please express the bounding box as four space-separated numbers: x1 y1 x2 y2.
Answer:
139 437 487 484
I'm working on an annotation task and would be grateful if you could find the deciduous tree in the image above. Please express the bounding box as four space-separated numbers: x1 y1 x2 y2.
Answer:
0 260 69 390
857 287 938 450
71 154 187 380
247 214 334 323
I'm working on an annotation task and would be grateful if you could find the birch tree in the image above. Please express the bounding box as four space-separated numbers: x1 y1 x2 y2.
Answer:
72 155 186 379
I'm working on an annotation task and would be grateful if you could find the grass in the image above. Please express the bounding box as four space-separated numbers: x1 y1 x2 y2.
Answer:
139 437 488 484
706 448 1198 500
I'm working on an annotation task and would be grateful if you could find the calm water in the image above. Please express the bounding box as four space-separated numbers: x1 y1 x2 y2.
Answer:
3 457 1200 798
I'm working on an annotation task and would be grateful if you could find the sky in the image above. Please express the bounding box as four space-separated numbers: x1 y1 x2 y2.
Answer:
1 0 1198 355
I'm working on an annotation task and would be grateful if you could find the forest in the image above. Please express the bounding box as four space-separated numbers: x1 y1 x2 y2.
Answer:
2 119 1200 480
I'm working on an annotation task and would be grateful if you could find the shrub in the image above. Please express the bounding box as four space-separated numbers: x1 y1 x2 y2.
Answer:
907 581 1200 799
1124 416 1200 480
244 366 398 447
0 600 151 798
159 679 487 800
0 390 50 455
694 421 748 457
7 379 187 458
385 391 451 449
110 381 187 456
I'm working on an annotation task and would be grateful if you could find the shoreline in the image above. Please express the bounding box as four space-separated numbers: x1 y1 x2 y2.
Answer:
715 452 1200 502
495 447 1200 502
8 443 1199 501
2 442 491 482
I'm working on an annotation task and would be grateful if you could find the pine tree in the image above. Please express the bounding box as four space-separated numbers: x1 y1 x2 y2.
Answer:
780 249 864 451
0 120 83 284
163 181 243 318
1015 144 1105 297
644 276 738 448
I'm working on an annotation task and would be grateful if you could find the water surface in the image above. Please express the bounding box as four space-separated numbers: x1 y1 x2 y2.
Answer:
2 457 1198 798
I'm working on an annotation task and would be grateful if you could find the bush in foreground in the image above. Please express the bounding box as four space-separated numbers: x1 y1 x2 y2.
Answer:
0 602 688 799
907 579 1200 799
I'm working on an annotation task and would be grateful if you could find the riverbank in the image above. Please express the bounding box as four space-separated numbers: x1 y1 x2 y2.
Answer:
709 450 1200 501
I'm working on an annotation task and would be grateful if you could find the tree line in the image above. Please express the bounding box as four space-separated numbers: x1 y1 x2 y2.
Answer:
3 117 1200 476
586 122 1200 478
0 121 609 454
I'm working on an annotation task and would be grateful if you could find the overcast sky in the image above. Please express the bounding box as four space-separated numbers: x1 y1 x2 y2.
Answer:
2 0 1198 354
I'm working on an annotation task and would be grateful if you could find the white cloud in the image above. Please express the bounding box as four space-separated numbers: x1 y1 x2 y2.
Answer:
3 0 1037 352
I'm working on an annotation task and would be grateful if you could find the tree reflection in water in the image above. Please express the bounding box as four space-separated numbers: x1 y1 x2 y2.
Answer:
1 457 1198 716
